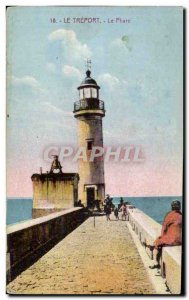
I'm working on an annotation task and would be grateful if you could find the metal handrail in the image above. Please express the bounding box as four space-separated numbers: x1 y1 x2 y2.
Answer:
74 99 105 112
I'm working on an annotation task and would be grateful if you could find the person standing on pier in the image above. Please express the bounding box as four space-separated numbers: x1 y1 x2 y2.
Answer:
105 203 111 221
104 194 110 209
118 197 124 210
145 200 182 269
114 207 119 220
121 203 127 221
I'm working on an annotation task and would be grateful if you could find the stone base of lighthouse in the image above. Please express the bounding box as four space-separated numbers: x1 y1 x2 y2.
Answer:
78 183 105 208
75 116 105 208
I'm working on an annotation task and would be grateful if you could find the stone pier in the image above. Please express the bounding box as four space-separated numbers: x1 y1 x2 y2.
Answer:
7 214 164 295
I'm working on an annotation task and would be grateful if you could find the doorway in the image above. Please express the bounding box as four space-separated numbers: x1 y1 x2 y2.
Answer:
86 187 95 208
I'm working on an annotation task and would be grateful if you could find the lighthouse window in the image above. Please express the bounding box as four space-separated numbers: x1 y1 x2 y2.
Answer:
91 88 97 98
87 141 93 150
84 88 91 98
79 89 83 99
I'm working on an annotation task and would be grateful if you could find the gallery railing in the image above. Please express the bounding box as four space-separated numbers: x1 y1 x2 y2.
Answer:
74 99 105 112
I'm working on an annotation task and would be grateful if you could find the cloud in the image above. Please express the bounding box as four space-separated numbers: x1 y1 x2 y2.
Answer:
41 119 74 131
111 35 132 51
48 29 92 61
11 75 40 88
98 73 120 90
122 79 128 86
9 75 47 95
62 65 82 80
39 102 75 132
46 62 56 73
41 101 73 117
111 38 123 48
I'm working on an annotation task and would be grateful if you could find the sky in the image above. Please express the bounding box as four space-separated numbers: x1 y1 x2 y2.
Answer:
6 6 183 197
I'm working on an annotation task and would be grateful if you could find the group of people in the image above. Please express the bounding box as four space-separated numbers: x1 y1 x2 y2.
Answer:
104 195 182 271
104 195 128 221
76 195 182 271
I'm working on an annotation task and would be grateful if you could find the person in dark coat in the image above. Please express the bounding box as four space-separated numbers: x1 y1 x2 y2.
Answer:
105 204 111 221
114 207 119 220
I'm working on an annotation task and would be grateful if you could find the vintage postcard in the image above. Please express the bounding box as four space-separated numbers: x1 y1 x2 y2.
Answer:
6 6 184 295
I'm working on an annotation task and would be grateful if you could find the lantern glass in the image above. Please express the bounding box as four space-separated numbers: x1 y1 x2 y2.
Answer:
84 88 91 98
79 89 83 99
91 88 97 98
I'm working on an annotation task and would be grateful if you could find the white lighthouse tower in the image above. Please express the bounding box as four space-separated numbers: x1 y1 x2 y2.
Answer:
73 66 105 208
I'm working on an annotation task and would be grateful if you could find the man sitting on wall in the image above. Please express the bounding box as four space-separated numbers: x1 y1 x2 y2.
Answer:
144 200 182 269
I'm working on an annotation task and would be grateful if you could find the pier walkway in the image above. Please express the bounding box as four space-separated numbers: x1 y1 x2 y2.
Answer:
7 215 157 295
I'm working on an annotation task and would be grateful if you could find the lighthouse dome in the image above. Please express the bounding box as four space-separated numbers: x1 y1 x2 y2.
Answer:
80 70 98 86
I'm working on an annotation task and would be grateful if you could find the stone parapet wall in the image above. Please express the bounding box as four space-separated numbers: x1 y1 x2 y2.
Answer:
7 207 85 283
32 208 64 219
127 207 182 294
162 246 182 294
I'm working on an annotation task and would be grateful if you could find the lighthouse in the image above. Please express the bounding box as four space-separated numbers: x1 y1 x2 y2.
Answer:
73 66 105 208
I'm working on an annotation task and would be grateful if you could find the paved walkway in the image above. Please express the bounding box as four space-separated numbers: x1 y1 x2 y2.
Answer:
7 215 155 295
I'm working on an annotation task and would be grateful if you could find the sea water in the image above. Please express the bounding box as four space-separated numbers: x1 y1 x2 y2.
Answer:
112 196 182 224
7 198 33 225
6 196 182 225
